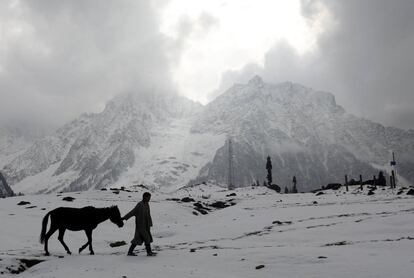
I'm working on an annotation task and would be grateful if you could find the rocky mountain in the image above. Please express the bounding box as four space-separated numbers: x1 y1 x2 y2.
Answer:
2 77 413 193
189 76 414 190
2 93 204 193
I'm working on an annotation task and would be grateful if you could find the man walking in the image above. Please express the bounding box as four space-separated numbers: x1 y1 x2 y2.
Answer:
122 192 157 256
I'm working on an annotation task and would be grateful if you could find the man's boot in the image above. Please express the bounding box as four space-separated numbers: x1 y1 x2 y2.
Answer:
145 243 157 256
127 243 137 256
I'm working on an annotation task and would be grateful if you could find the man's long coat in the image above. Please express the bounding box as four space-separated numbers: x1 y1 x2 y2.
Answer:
124 201 153 245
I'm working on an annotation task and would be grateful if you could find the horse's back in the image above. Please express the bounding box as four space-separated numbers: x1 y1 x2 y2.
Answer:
51 206 95 216
49 206 98 230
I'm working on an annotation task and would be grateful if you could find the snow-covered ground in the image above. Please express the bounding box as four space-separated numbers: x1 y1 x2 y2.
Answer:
1 184 414 277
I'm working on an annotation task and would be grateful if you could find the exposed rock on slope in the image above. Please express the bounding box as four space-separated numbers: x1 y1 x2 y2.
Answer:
0 171 14 197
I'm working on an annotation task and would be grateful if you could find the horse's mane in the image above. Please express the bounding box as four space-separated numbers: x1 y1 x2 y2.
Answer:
92 205 118 213
106 205 119 213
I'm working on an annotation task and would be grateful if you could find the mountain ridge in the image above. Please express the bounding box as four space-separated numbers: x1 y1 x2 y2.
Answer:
1 77 413 193
189 77 414 189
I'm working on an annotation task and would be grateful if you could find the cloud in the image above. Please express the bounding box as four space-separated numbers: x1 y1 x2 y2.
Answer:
0 0 175 127
214 0 414 130
166 11 219 65
1 1 413 131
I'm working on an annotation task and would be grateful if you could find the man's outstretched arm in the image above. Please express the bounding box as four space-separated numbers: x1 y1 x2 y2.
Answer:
122 205 138 221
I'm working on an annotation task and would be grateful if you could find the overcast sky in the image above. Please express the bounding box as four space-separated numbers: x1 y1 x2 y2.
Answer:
0 0 413 129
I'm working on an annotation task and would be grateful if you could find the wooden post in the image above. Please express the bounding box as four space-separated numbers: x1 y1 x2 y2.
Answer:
345 175 349 192
391 170 396 188
389 175 394 189
359 175 363 190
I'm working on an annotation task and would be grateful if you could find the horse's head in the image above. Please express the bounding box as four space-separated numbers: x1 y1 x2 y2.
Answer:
109 206 124 228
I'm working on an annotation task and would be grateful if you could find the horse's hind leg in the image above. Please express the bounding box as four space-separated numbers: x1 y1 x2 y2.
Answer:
44 225 58 256
58 228 71 255
78 230 90 254
86 229 94 255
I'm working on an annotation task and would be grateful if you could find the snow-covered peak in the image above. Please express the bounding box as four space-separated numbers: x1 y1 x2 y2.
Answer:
2 91 203 193
104 92 201 121
192 79 344 137
247 75 265 87
189 77 414 190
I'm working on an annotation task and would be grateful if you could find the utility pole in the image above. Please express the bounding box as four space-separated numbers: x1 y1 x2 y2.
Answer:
345 175 349 192
228 138 235 190
390 152 397 188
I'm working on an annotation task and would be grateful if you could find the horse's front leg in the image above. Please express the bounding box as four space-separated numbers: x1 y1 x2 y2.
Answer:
58 228 72 255
86 229 94 255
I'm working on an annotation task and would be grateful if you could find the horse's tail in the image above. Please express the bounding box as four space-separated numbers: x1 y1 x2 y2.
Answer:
40 211 51 244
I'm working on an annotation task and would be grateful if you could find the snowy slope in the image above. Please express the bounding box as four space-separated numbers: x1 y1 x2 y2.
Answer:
0 125 44 169
2 114 96 193
0 184 414 277
112 118 225 192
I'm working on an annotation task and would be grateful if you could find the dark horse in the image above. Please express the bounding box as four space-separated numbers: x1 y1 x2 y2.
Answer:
40 206 124 256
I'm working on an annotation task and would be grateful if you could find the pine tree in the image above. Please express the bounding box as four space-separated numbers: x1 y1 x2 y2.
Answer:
284 186 289 194
377 171 386 186
292 176 298 193
266 156 272 186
